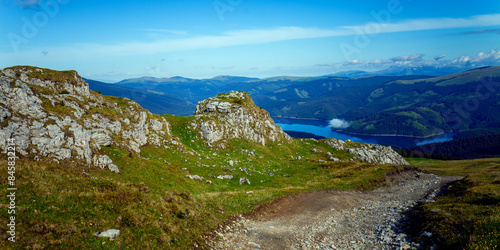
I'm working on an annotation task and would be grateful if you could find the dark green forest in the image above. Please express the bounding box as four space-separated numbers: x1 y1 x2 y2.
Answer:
398 134 500 160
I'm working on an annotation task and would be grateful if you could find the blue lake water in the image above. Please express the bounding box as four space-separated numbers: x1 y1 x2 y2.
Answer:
273 117 454 148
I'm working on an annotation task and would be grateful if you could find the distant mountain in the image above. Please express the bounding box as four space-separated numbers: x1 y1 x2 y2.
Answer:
85 78 194 116
374 66 465 76
326 70 369 78
86 66 500 138
329 66 465 78
209 75 259 83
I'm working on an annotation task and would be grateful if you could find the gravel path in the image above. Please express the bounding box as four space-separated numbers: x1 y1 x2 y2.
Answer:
208 172 461 250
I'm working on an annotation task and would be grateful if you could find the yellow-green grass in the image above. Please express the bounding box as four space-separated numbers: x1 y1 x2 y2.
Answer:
406 158 500 249
0 115 406 249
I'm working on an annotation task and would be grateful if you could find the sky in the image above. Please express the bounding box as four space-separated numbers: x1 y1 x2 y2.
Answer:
1 0 500 82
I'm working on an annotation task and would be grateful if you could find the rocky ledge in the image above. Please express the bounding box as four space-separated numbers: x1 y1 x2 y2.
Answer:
322 138 409 165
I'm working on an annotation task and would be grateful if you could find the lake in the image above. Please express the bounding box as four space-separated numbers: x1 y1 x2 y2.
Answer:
273 117 454 148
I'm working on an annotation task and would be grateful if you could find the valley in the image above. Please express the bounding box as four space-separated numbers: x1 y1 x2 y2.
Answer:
3 1 499 249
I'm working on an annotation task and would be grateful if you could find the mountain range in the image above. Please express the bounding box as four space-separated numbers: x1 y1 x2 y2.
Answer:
88 66 500 138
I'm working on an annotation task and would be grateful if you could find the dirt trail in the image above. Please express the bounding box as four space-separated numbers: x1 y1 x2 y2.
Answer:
208 171 461 250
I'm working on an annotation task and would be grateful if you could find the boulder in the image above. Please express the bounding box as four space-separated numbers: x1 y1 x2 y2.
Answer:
217 175 234 180
186 175 204 181
93 155 120 173
94 229 120 238
239 177 251 185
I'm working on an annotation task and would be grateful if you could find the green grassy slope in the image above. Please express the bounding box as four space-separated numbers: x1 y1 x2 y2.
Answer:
406 158 500 249
0 109 408 249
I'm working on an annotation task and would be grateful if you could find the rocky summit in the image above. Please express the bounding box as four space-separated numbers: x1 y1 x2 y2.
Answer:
192 91 292 148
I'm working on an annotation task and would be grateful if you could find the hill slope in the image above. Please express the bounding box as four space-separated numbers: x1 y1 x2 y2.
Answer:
344 66 500 137
0 66 409 248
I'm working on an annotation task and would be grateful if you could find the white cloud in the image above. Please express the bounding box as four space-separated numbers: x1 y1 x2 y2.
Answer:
335 50 500 71
343 14 500 35
328 119 351 129
446 50 500 67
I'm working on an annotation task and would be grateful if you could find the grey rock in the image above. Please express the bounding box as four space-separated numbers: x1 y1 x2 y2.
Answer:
150 118 163 131
194 91 292 147
0 106 11 123
93 155 120 173
91 133 112 147
186 175 204 181
217 175 234 180
94 229 120 238
323 138 409 165
239 177 251 185
421 231 433 237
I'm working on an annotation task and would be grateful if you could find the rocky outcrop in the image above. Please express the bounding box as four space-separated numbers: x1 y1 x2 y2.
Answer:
192 91 292 147
0 66 172 172
322 138 409 165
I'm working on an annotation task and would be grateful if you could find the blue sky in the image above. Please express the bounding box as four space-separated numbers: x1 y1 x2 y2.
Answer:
1 0 500 82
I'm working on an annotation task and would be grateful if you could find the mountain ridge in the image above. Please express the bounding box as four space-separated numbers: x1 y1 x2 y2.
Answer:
87 66 500 138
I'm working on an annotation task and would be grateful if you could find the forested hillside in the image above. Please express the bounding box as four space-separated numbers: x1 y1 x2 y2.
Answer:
398 134 500 160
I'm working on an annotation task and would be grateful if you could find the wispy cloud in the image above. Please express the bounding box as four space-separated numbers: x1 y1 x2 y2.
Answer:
315 63 336 67
13 0 41 8
7 26 349 60
344 14 500 34
465 28 500 35
4 14 500 62
139 29 189 36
